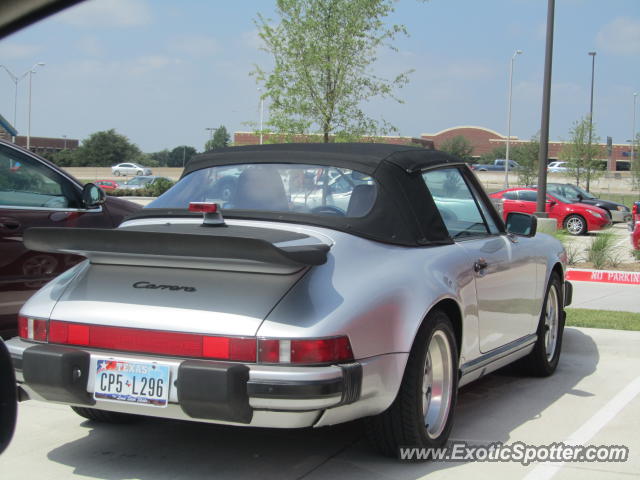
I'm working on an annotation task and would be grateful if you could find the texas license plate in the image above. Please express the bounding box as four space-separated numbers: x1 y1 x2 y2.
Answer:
94 358 170 407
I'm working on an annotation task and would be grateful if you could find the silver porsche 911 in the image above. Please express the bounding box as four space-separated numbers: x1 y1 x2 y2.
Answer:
6 143 571 457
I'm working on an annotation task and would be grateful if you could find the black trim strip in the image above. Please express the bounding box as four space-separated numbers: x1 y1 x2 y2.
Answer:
247 378 343 399
460 333 537 376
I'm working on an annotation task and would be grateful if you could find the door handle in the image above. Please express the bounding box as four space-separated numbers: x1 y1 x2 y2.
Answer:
474 258 488 273
0 217 21 230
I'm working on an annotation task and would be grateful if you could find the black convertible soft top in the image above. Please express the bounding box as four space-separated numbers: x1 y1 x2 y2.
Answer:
130 143 497 247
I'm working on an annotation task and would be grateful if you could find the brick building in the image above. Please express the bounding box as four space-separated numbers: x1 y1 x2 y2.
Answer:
421 126 632 171
234 126 634 171
14 135 79 155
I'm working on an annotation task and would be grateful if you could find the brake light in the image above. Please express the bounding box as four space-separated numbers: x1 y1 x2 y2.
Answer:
48 321 256 362
18 316 48 342
257 337 353 364
189 202 218 213
32 320 353 365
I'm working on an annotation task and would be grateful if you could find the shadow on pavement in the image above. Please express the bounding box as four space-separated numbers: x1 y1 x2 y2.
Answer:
46 328 598 480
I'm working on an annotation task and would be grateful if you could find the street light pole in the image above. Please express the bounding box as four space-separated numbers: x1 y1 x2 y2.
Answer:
0 65 19 132
505 49 523 188
586 51 596 192
26 62 45 151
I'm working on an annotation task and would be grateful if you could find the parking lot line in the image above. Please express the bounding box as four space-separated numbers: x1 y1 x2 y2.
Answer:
523 375 640 480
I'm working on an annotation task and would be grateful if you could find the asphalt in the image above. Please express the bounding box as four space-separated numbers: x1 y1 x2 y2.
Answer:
1 327 638 479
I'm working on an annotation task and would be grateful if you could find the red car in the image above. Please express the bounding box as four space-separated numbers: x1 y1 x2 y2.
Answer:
490 187 611 236
95 180 120 191
632 221 640 251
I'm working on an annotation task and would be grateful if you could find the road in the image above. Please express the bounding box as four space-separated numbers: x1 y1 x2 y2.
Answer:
1 327 638 479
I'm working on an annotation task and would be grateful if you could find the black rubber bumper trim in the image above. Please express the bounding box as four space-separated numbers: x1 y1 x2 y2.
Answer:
247 362 362 405
247 378 343 399
22 344 94 406
177 360 252 424
564 280 573 307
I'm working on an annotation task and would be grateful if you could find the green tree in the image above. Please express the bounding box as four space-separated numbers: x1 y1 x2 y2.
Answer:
148 149 171 167
253 0 411 143
558 116 604 191
512 136 540 187
631 131 640 191
439 136 474 162
75 129 143 167
168 146 197 168
204 126 230 151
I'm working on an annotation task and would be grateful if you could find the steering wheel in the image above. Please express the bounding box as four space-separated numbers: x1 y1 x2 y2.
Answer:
311 206 346 217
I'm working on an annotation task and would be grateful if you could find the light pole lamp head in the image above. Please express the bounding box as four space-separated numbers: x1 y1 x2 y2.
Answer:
515 50 523 55
588 51 596 57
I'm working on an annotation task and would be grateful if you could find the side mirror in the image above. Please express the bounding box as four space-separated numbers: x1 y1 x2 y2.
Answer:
506 212 537 237
547 200 556 207
81 183 106 208
0 340 17 455
577 193 584 201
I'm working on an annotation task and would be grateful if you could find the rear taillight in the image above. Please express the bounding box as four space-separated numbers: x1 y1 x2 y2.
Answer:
18 316 48 342
30 320 354 365
257 337 353 364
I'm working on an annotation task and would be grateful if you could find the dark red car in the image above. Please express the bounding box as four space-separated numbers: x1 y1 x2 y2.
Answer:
489 187 611 236
95 180 120 191
0 139 141 338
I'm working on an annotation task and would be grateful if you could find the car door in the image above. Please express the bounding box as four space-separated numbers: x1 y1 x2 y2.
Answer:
423 168 539 353
0 143 115 337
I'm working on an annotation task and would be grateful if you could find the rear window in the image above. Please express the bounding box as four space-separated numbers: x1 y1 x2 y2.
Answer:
148 163 377 218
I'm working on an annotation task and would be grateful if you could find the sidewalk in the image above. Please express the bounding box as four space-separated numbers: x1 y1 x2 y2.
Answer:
570 280 639 313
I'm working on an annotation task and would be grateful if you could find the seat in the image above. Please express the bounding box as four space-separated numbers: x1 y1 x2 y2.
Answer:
231 166 289 211
346 184 377 217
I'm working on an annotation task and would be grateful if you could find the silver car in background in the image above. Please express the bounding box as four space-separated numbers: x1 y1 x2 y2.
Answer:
111 163 152 176
7 143 571 458
118 176 173 191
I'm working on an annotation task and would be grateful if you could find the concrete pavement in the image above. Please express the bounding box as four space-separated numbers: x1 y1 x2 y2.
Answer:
1 327 638 479
570 281 640 313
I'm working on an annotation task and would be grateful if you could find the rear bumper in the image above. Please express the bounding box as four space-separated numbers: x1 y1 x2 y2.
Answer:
6 338 402 428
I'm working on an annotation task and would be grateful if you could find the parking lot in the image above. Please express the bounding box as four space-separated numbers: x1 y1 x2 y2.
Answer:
1 327 638 480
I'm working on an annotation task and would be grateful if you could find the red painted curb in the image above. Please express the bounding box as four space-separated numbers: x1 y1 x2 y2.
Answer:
566 268 640 285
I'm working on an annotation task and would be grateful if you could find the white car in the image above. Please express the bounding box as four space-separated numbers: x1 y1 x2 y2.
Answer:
111 163 152 176
547 161 568 173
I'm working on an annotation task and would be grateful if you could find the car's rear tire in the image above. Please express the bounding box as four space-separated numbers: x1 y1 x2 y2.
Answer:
364 309 458 458
564 214 587 235
71 406 140 424
519 272 564 377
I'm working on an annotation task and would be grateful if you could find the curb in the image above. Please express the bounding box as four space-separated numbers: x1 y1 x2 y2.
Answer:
566 268 640 285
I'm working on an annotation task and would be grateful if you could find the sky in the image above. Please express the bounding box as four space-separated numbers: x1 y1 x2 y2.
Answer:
0 0 639 153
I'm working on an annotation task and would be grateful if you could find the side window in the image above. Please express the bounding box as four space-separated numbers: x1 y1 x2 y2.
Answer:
518 190 538 202
503 191 518 200
422 168 490 239
0 147 76 209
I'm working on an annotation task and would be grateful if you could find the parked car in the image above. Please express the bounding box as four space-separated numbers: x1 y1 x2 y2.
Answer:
471 159 519 171
0 139 142 338
0 338 16 455
111 163 152 176
547 161 568 173
490 187 611 235
630 201 640 226
544 183 631 223
632 221 640 251
7 144 571 458
118 176 173 191
95 180 120 191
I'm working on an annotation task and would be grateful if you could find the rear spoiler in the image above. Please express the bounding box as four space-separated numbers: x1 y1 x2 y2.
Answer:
23 228 330 275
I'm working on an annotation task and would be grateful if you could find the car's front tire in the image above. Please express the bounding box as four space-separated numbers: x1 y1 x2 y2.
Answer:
114 170 120 176
564 214 587 235
519 272 564 377
71 406 140 424
364 309 458 458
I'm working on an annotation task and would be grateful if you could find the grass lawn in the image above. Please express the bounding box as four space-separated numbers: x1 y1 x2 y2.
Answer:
566 308 640 331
